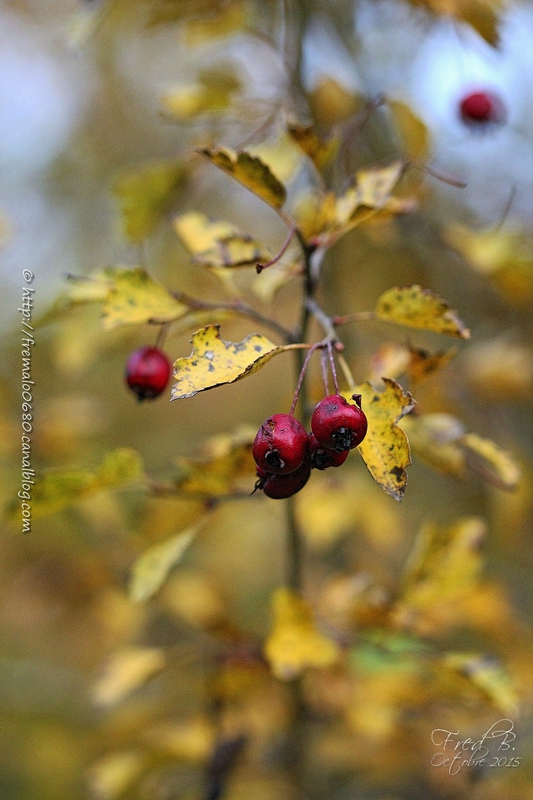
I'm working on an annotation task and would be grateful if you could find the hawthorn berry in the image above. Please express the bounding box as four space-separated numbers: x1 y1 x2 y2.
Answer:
308 433 349 470
311 394 367 452
255 462 311 499
252 413 309 475
458 90 506 127
125 346 172 401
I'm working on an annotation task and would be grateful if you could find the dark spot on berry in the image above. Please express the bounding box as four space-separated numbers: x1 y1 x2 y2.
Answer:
331 427 354 452
265 450 285 470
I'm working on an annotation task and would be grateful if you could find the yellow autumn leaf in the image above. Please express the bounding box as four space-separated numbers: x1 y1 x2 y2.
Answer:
441 653 518 714
173 427 256 497
355 160 406 211
87 751 146 800
129 526 200 603
461 432 521 491
101 267 188 329
375 284 470 338
35 270 114 327
113 160 185 243
92 647 166 707
406 345 458 383
401 414 521 490
174 212 270 269
183 3 246 45
399 517 486 612
248 136 304 184
175 211 238 253
144 716 216 762
408 0 503 46
400 413 467 480
369 343 456 385
445 224 533 307
387 99 430 161
464 337 533 400
264 588 340 680
197 147 287 210
252 258 302 304
171 325 288 400
297 162 413 248
7 448 142 520
161 66 241 120
334 161 407 227
148 0 235 27
353 379 415 501
287 124 340 172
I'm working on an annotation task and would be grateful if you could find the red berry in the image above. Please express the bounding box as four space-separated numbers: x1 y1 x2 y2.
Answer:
255 462 311 499
308 434 349 470
252 413 309 475
459 90 506 127
125 346 171 401
311 394 367 452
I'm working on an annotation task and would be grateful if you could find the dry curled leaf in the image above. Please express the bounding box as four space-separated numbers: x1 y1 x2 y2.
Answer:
376 285 470 339
264 588 340 680
197 147 287 210
171 325 287 400
352 379 415 501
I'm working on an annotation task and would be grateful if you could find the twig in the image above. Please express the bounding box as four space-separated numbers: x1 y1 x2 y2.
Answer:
327 341 339 394
256 222 296 273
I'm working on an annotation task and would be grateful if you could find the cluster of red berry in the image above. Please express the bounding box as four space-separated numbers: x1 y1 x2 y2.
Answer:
253 394 368 499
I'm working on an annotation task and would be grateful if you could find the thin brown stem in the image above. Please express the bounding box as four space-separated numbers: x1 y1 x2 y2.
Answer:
336 352 357 391
256 222 296 273
320 350 330 395
327 341 339 394
169 292 294 342
289 341 324 416
333 311 376 325
155 323 171 350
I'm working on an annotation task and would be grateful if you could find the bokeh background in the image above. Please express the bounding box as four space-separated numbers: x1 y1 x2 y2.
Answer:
1 1 533 799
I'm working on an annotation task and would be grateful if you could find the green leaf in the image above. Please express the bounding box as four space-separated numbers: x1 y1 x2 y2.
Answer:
129 527 199 603
171 325 287 400
197 147 287 210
